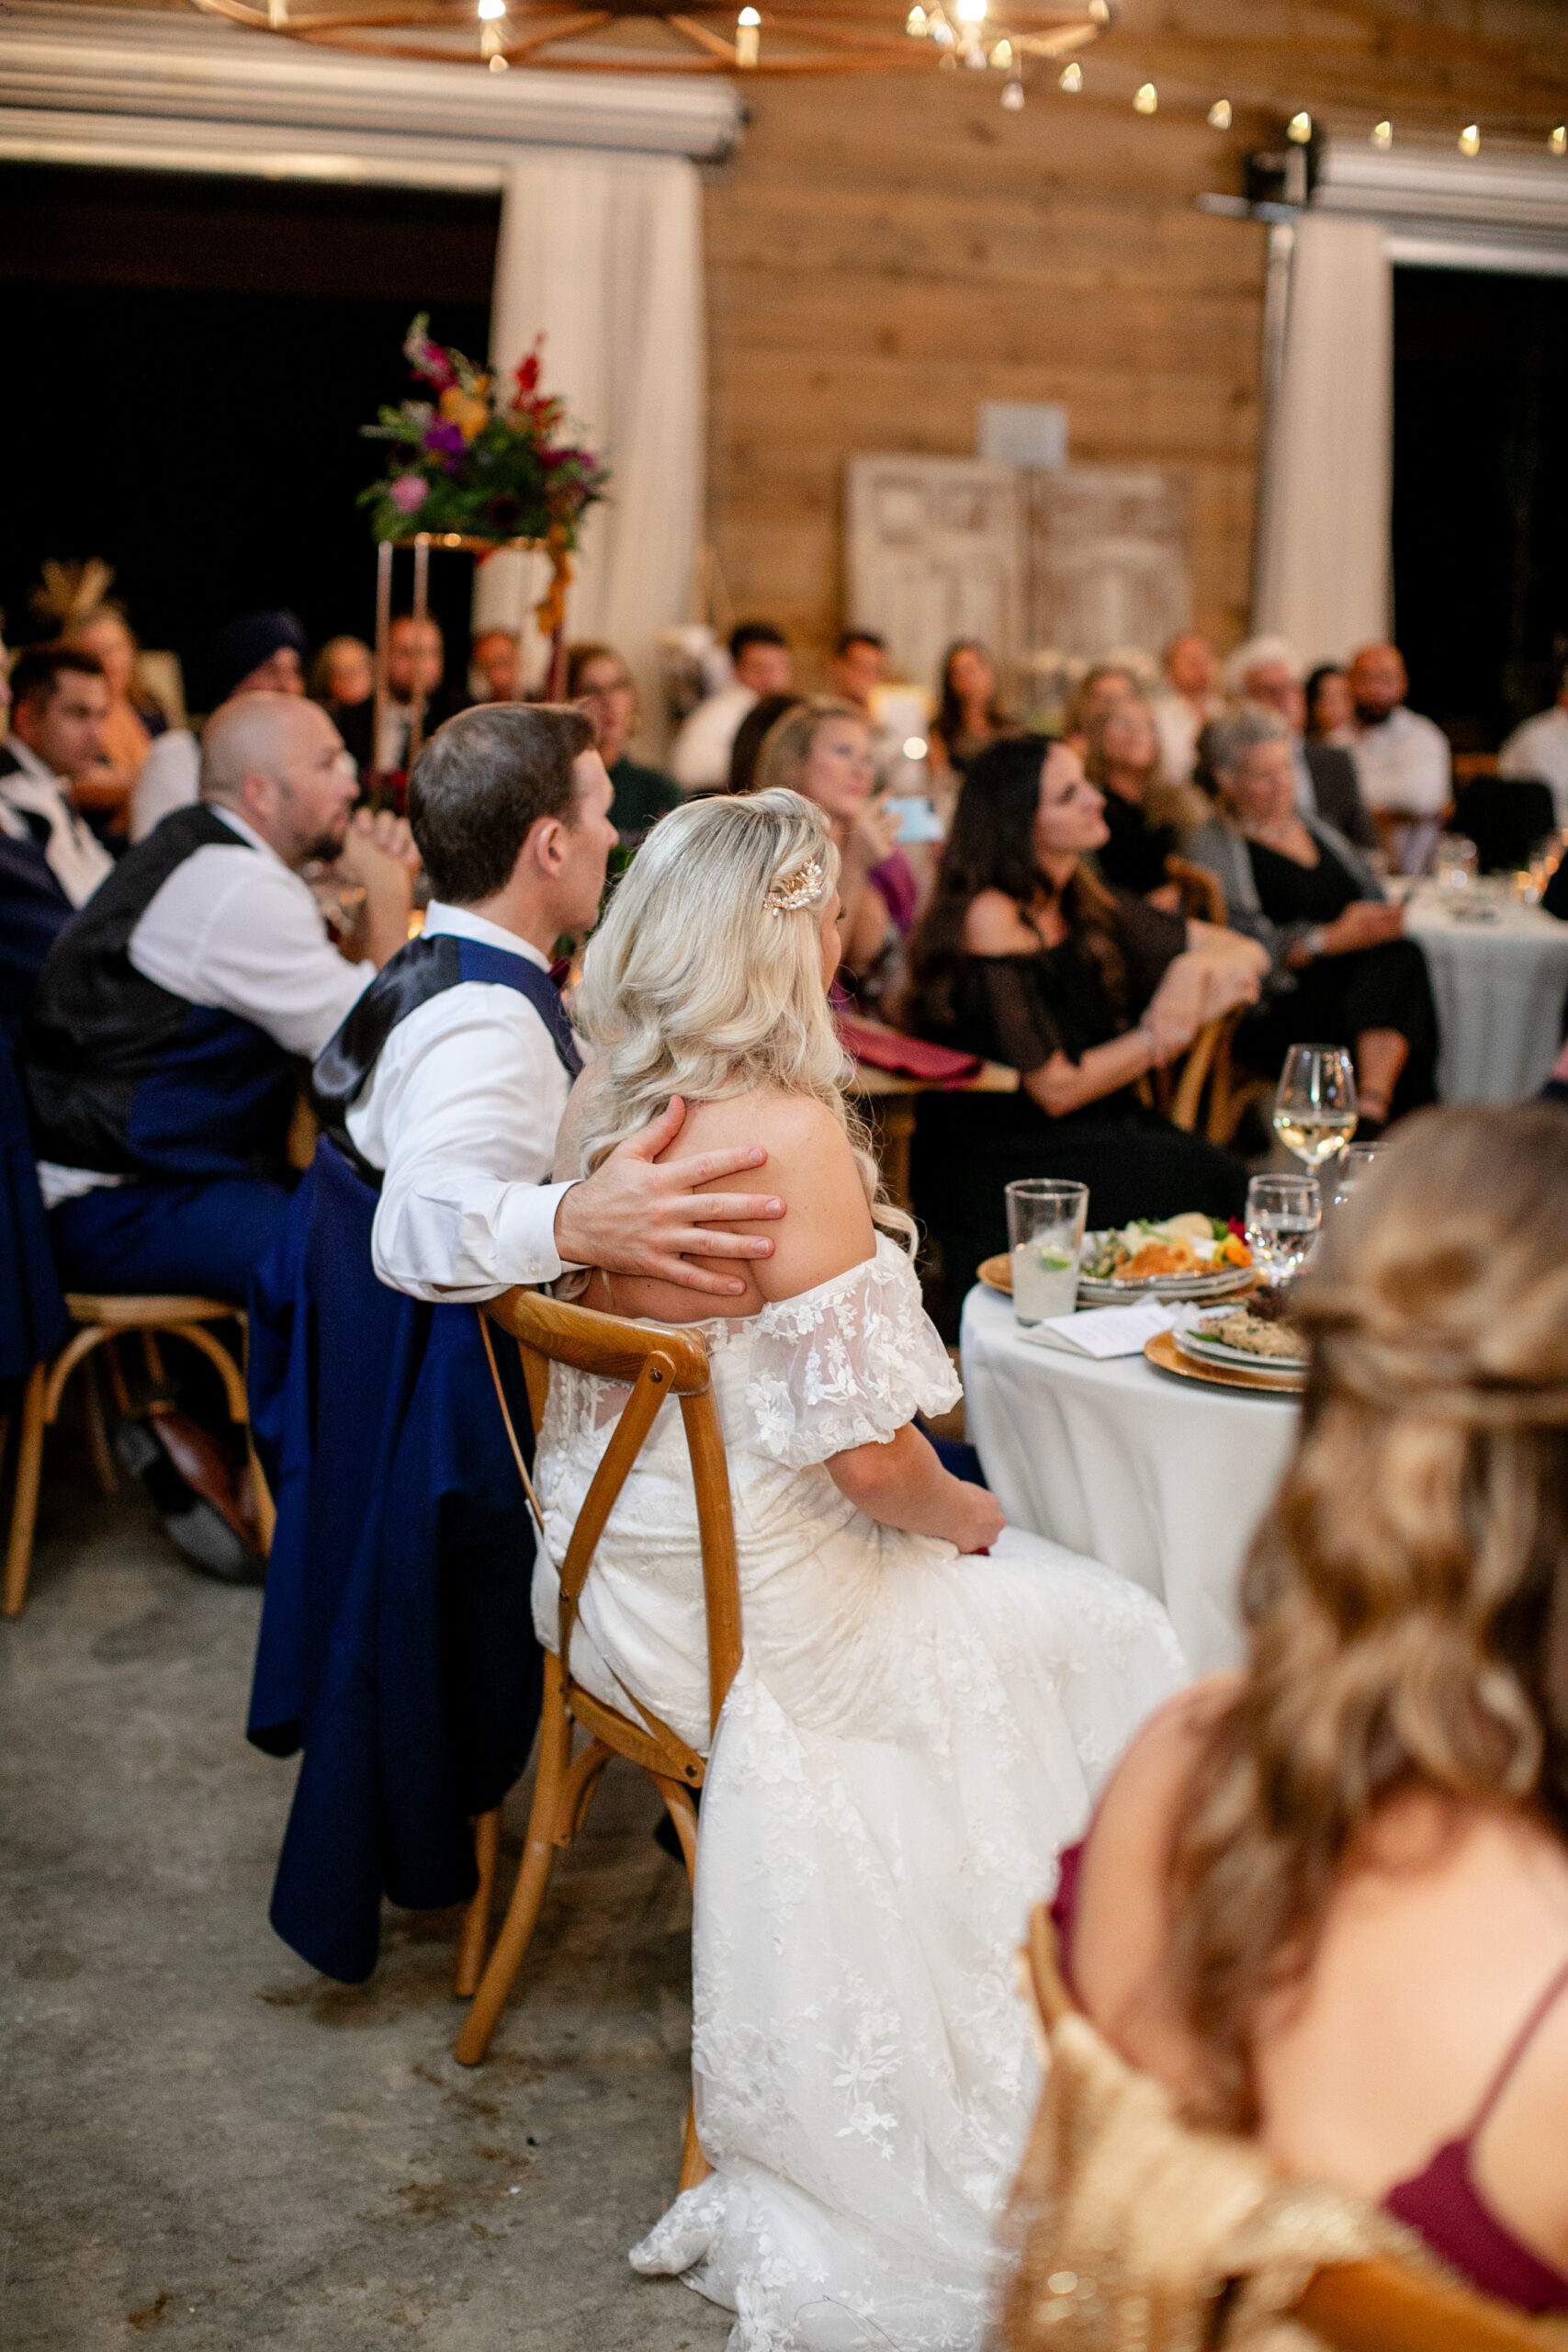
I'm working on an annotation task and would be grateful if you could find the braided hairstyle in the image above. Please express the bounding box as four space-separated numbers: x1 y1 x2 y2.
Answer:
1168 1102 1568 2126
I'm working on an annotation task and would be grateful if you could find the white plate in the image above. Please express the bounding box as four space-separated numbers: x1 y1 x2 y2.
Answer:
1175 1326 1305 1384
1077 1265 1255 1306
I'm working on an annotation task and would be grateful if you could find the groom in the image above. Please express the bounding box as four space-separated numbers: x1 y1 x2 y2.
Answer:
248 703 785 1981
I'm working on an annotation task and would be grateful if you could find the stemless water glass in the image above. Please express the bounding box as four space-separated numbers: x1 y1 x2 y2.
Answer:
1327 1140 1382 1216
1245 1173 1321 1285
1271 1044 1359 1170
1005 1180 1089 1327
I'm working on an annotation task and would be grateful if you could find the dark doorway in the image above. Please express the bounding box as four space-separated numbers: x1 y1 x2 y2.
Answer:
1393 265 1568 751
0 165 500 705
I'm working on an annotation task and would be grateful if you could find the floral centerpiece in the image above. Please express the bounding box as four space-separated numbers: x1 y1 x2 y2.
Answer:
359 314 609 633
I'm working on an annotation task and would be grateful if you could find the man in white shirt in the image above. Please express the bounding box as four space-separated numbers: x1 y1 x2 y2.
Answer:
1499 664 1568 828
130 609 309 844
23 694 415 1304
1348 642 1451 872
1150 629 1223 786
0 644 116 908
669 622 793 795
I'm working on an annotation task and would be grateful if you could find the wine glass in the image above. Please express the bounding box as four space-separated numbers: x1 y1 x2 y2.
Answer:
1327 1140 1382 1216
1245 1173 1322 1286
1272 1044 1358 1170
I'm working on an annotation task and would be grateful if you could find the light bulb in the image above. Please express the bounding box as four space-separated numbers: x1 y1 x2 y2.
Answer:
1459 122 1481 156
1059 60 1081 93
1206 98 1231 130
1371 119 1393 150
1134 82 1156 115
955 0 987 25
1553 125 1568 156
930 12 954 47
735 6 760 63
903 737 929 760
489 51 507 68
477 0 505 21
989 38 1011 69
906 5 927 32
1000 78 1024 111
1089 0 1108 18
1286 110 1312 143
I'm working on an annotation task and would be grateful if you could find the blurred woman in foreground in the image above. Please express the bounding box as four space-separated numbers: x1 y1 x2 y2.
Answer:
1043 1104 1568 2313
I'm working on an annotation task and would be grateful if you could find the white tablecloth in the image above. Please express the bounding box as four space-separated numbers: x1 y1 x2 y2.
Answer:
960 1284 1299 1673
1402 889 1568 1102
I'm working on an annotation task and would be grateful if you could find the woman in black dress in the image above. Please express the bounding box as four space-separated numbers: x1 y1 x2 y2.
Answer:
900 735 1265 1324
1184 707 1438 1127
1084 695 1206 905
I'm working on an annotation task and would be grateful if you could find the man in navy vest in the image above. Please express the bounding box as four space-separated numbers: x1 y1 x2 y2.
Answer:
21 693 416 1305
247 703 788 1979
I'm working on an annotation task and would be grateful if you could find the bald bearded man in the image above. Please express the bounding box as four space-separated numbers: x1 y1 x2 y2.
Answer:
23 693 416 1302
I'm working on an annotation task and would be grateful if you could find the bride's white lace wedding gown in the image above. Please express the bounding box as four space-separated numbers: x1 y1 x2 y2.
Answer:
533 1234 1186 2352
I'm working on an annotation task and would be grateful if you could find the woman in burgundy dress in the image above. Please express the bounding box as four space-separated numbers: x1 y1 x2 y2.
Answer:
1044 1102 1568 2315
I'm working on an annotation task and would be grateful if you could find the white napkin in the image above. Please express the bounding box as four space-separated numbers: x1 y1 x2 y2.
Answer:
1018 1300 1180 1359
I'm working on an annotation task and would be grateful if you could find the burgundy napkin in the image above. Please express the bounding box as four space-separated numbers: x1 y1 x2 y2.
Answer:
838 1015 982 1086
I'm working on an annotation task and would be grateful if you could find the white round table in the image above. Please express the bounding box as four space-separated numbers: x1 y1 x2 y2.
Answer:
1401 888 1568 1102
959 1284 1300 1673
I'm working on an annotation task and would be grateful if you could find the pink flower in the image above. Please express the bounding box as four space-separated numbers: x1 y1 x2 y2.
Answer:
390 474 428 514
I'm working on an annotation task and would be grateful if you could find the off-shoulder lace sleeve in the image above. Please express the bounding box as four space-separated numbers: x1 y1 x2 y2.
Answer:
743 1235 962 1466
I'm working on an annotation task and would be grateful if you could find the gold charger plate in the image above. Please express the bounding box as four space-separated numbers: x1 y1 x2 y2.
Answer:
1143 1330 1303 1397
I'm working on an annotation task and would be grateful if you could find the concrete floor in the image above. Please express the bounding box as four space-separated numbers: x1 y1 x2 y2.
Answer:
0 1455 733 2352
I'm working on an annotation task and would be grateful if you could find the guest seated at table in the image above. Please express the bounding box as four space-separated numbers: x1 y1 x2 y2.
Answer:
542 786 1186 2346
309 634 374 718
1304 660 1356 743
1083 695 1202 906
930 638 1012 787
1348 640 1452 874
670 621 793 795
1225 635 1378 851
1186 706 1438 1131
63 603 171 839
336 613 466 788
248 704 792 1980
902 734 1263 1315
0 644 116 915
1061 660 1139 756
750 696 912 1002
22 693 415 1306
469 627 521 706
1041 1103 1568 2316
725 690 798 797
131 609 309 844
1500 658 1568 829
565 640 680 842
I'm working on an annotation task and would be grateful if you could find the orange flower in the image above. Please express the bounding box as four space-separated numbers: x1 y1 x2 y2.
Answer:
439 382 491 442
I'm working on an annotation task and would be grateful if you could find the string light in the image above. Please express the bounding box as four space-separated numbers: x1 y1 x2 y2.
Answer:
1286 110 1313 143
989 38 1011 69
477 0 504 19
1133 81 1156 114
905 4 927 30
1459 122 1481 156
1371 119 1393 150
1059 59 1081 92
489 51 507 66
1206 98 1231 130
1551 125 1567 156
735 4 760 65
955 0 987 22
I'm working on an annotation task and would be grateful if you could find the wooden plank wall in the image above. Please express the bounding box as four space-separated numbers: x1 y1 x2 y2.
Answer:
701 0 1568 684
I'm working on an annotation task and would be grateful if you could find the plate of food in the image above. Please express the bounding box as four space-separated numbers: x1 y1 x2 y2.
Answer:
1077 1213 1255 1306
1168 1291 1307 1390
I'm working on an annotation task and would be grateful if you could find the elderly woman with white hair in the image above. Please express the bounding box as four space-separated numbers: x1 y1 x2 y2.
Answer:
543 787 1186 2350
1186 705 1437 1131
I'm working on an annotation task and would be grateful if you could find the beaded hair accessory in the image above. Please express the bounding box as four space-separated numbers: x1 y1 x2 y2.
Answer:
766 857 824 916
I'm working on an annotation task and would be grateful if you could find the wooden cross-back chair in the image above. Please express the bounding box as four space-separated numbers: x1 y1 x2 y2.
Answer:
1020 1905 1562 2352
455 1286 742 2190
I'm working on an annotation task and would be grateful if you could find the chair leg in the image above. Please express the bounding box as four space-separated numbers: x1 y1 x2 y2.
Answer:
4 1363 50 1618
454 1807 502 1998
80 1357 119 1496
455 1659 574 2066
678 2096 712 2194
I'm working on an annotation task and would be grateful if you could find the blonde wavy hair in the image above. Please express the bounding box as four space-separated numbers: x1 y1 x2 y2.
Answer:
750 696 865 800
571 788 914 1246
1168 1102 1568 2128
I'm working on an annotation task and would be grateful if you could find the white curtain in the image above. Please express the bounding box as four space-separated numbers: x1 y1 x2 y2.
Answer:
475 147 705 745
1254 213 1392 662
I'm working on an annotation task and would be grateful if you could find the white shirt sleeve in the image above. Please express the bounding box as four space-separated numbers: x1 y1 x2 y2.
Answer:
669 687 754 791
128 842 375 1057
355 984 578 1301
130 731 200 843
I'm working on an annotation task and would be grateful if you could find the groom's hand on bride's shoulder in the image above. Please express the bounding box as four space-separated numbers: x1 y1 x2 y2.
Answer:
552 1095 785 1297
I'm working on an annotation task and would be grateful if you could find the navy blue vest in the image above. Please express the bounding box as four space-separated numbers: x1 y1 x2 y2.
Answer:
311 930 581 1182
23 804 299 1184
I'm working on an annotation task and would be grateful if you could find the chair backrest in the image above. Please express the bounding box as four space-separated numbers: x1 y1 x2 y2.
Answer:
1166 854 1227 927
1020 1905 1564 2352
481 1287 743 1759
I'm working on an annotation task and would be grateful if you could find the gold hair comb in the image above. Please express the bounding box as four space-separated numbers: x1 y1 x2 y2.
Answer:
766 858 824 915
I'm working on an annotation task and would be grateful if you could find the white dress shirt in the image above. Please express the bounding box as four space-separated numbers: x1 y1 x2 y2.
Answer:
669 684 757 793
130 729 199 842
347 902 580 1303
0 738 114 907
37 805 374 1208
1349 706 1451 816
1498 706 1568 829
1149 690 1220 786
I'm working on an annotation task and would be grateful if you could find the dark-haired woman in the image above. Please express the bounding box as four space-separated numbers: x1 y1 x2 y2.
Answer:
1032 1104 1568 2316
930 640 1012 793
901 735 1263 1317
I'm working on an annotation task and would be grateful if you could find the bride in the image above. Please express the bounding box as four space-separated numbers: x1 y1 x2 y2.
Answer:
536 789 1187 2350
